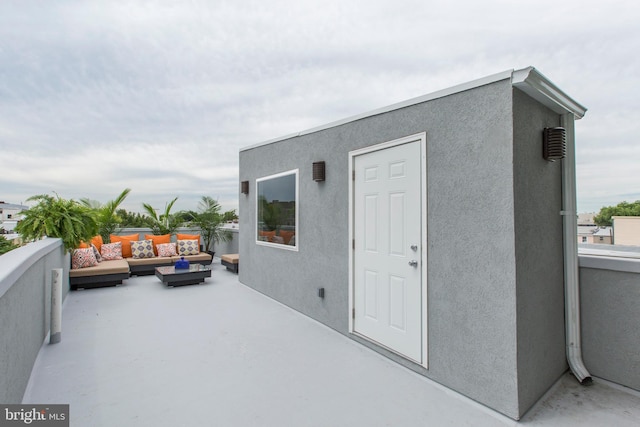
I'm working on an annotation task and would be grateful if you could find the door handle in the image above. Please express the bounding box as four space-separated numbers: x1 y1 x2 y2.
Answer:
408 260 418 267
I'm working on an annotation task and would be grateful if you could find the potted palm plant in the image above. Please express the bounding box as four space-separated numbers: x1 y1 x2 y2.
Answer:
142 196 182 235
80 188 131 243
16 194 98 252
189 196 231 256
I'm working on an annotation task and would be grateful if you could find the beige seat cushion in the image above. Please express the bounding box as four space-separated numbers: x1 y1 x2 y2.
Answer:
221 254 239 264
69 259 130 278
126 257 173 266
171 253 212 263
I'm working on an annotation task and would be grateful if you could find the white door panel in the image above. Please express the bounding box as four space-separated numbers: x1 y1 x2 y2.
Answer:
353 140 423 362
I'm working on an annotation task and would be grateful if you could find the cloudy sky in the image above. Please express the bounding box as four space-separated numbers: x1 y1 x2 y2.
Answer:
1 0 638 215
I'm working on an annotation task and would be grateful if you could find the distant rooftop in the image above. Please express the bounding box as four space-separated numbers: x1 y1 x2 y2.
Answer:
579 243 640 258
0 202 28 210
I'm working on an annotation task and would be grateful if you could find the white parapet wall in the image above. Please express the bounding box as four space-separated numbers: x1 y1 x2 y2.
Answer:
579 251 640 391
0 238 68 403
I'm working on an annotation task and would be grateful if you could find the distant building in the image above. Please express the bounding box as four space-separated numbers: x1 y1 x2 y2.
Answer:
592 227 613 244
577 212 596 225
612 216 640 246
577 225 612 244
578 225 597 244
0 201 28 232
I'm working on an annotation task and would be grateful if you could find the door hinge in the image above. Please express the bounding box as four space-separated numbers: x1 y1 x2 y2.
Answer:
352 170 355 180
352 239 355 250
352 308 355 319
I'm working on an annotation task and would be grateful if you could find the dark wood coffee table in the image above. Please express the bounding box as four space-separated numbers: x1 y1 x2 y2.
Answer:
155 264 212 287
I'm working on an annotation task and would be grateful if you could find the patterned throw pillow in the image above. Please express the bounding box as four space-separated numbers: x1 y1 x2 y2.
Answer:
91 244 103 262
131 239 156 259
177 239 200 256
144 234 171 255
109 234 139 258
72 248 98 269
176 233 201 247
157 242 177 257
101 242 123 260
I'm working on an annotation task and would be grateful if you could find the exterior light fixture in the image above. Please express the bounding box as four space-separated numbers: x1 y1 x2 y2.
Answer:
543 127 566 161
312 161 326 182
241 181 249 194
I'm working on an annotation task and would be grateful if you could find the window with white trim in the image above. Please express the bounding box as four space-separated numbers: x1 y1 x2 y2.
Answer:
256 169 298 250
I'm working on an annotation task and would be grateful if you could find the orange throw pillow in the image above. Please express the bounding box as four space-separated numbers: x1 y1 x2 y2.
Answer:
259 230 276 242
91 235 104 253
278 230 294 245
176 233 201 248
144 234 171 255
77 235 104 252
110 234 139 258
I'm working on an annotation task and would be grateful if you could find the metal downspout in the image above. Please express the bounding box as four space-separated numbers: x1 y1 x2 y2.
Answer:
561 113 592 384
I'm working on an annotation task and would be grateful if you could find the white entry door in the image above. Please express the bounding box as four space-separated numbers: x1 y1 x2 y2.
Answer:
352 137 424 363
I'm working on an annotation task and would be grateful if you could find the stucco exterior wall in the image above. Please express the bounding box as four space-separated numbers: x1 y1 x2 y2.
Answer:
419 82 520 417
240 78 535 417
512 90 568 414
238 75 580 419
0 238 68 403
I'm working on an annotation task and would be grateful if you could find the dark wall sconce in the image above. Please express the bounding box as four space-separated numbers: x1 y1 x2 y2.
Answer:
241 180 249 194
312 161 326 182
543 127 566 161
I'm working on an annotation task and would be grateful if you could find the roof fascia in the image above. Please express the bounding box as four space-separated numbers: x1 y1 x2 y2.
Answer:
241 67 587 152
511 66 587 119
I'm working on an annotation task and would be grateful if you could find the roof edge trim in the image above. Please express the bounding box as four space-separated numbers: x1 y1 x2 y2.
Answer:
511 66 587 119
241 67 587 152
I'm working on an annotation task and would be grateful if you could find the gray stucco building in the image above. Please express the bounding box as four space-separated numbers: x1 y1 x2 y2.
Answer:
238 67 587 419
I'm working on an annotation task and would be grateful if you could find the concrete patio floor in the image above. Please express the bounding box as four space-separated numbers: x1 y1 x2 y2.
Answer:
23 260 640 426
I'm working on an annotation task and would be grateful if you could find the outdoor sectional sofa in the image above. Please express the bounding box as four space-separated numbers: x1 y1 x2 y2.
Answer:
69 233 213 290
69 258 130 290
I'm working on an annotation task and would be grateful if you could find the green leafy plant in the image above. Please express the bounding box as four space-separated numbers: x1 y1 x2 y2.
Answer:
142 197 182 235
189 196 231 253
258 195 282 231
0 235 19 255
222 209 238 222
594 200 640 226
116 209 154 228
15 194 98 252
80 188 131 243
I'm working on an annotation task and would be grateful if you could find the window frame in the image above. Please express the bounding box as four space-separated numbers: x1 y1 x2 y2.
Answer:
255 169 299 251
